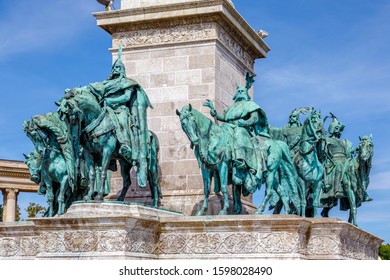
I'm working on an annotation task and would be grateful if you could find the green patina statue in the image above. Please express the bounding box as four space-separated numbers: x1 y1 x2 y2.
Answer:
178 74 301 216
320 114 374 226
178 72 373 226
23 112 79 216
270 107 311 157
23 45 162 215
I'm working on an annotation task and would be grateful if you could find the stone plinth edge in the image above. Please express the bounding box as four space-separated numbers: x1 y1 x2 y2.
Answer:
0 209 382 260
62 201 183 218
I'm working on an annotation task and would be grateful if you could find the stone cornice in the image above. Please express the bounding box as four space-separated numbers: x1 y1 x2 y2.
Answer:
0 160 38 191
94 0 270 59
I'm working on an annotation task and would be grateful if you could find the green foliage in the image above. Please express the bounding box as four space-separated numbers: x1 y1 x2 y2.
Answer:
379 244 390 260
16 205 21 221
25 202 46 218
0 204 3 222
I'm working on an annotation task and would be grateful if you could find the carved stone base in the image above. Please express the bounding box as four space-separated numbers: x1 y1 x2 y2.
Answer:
0 202 382 259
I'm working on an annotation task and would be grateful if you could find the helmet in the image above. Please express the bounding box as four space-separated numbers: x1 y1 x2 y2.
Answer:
327 113 345 135
109 43 126 78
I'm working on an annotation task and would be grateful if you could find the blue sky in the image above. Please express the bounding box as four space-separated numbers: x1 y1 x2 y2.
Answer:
0 1 389 243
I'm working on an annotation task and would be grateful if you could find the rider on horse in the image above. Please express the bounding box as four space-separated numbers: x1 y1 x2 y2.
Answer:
321 113 354 207
208 73 268 189
83 45 153 188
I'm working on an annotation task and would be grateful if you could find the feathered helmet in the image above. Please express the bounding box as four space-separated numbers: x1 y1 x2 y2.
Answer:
233 72 255 101
109 43 126 78
326 112 345 135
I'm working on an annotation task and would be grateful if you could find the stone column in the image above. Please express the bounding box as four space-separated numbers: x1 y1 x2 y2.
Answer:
2 188 18 222
95 0 270 215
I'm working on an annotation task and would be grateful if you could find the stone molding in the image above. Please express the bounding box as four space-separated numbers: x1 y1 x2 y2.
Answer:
0 203 382 260
110 18 256 70
94 0 269 60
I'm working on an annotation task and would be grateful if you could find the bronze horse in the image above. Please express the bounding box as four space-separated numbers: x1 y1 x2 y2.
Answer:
57 87 161 207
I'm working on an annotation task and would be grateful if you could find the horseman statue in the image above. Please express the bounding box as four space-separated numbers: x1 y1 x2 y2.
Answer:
206 73 269 192
320 114 354 205
80 44 152 188
182 73 300 215
24 44 161 214
320 113 373 225
270 107 311 157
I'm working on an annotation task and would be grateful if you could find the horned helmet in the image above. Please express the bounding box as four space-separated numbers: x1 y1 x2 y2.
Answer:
233 72 255 101
327 112 345 137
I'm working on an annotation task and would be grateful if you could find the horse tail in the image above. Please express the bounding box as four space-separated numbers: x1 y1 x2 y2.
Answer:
279 141 301 215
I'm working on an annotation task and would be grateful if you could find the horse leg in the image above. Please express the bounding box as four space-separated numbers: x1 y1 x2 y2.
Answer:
83 150 96 201
344 176 357 226
311 180 323 217
218 161 229 215
148 151 160 208
298 177 307 217
273 200 283 214
196 166 212 216
256 176 273 214
84 165 96 201
321 207 332 218
232 185 242 214
57 175 69 215
44 178 54 217
97 143 115 201
273 173 292 214
117 159 131 202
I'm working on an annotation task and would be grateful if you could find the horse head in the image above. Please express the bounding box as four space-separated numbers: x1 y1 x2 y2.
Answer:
57 88 84 124
358 135 374 163
303 109 325 142
24 151 43 184
176 104 199 147
23 119 48 155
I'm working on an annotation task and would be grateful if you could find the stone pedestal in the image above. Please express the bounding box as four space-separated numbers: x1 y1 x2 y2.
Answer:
0 202 382 259
94 0 270 214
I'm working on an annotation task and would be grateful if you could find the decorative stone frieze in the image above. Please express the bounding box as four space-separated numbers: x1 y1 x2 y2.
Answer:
0 203 383 259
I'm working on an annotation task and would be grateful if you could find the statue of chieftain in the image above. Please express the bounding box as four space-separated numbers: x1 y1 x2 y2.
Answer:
206 73 269 188
24 44 161 215
80 45 153 187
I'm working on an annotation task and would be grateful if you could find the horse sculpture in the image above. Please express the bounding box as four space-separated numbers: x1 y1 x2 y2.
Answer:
23 115 72 216
177 105 238 215
253 136 301 215
57 87 162 207
293 109 325 217
321 135 374 226
177 104 301 215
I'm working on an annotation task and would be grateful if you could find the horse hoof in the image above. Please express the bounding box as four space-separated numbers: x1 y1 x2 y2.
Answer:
255 208 264 215
196 210 205 216
218 210 228 215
